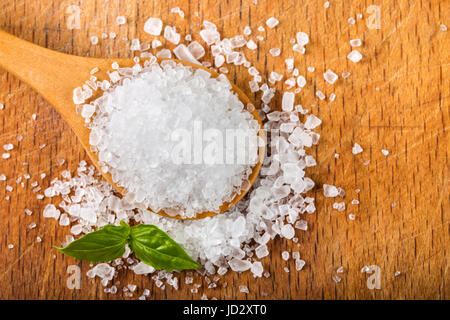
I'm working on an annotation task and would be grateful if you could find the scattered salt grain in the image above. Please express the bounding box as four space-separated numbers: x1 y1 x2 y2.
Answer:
337 266 344 273
295 259 305 271
348 17 356 25
440 24 447 32
8 244 14 249
130 39 141 51
90 36 98 45
246 40 257 50
266 17 279 29
323 69 338 84
269 47 281 56
352 143 363 154
3 144 13 151
173 44 201 64
144 17 163 36
332 275 342 283
347 50 362 63
282 92 295 111
170 7 185 18
315 90 326 100
394 271 401 277
281 251 290 261
243 26 252 36
116 16 126 25
323 184 339 197
2 153 10 159
381 149 389 156
164 26 181 44
239 285 249 293
332 202 346 212
348 214 356 220
350 39 362 47
304 114 322 129
281 224 295 239
296 32 309 46
324 1 330 8
187 41 205 60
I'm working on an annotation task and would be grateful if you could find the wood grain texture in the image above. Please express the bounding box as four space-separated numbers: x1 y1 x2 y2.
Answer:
0 0 448 299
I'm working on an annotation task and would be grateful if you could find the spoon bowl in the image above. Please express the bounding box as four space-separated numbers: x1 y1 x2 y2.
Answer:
0 30 265 220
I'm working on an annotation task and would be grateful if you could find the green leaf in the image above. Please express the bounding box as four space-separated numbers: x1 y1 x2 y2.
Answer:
55 221 130 263
129 224 201 271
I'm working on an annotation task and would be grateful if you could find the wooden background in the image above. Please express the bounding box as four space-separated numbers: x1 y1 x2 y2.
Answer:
0 0 448 300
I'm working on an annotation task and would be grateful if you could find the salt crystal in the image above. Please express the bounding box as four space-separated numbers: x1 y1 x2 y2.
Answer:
324 1 330 8
332 202 346 212
304 114 322 129
394 271 401 277
296 32 309 46
315 90 326 100
297 75 306 87
8 244 14 249
70 224 83 235
329 93 336 102
3 144 13 151
239 285 249 293
281 251 290 260
381 149 389 156
281 224 295 239
243 26 252 35
72 86 85 104
347 50 362 63
156 49 172 58
266 17 279 29
323 184 339 197
282 92 295 111
348 17 356 25
441 24 448 32
350 39 362 47
173 44 201 64
352 143 363 154
348 214 356 220
295 259 305 271
323 69 338 84
269 48 281 56
307 66 315 72
152 39 162 49
90 36 98 45
144 17 163 36
164 26 180 44
116 16 126 25
255 244 269 258
170 7 184 18
130 39 141 51
0 103 3 110
332 275 342 283
246 40 257 50
269 71 283 82
342 71 351 79
250 261 263 277
199 29 220 45
187 41 205 60
229 259 251 272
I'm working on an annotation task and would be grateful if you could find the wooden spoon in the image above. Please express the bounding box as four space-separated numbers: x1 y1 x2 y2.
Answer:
0 30 265 220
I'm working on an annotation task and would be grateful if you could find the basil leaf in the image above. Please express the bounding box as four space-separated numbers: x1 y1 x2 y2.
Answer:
55 221 130 263
129 224 201 271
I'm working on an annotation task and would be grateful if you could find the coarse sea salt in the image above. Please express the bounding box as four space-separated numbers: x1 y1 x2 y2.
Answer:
84 61 259 218
144 17 163 36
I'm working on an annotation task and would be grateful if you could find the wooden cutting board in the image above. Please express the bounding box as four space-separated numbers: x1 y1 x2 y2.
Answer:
0 0 448 299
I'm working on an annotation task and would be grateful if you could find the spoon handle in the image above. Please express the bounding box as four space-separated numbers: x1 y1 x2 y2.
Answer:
0 29 92 109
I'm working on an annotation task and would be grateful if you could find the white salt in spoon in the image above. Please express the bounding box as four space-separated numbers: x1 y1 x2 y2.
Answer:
0 30 265 220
